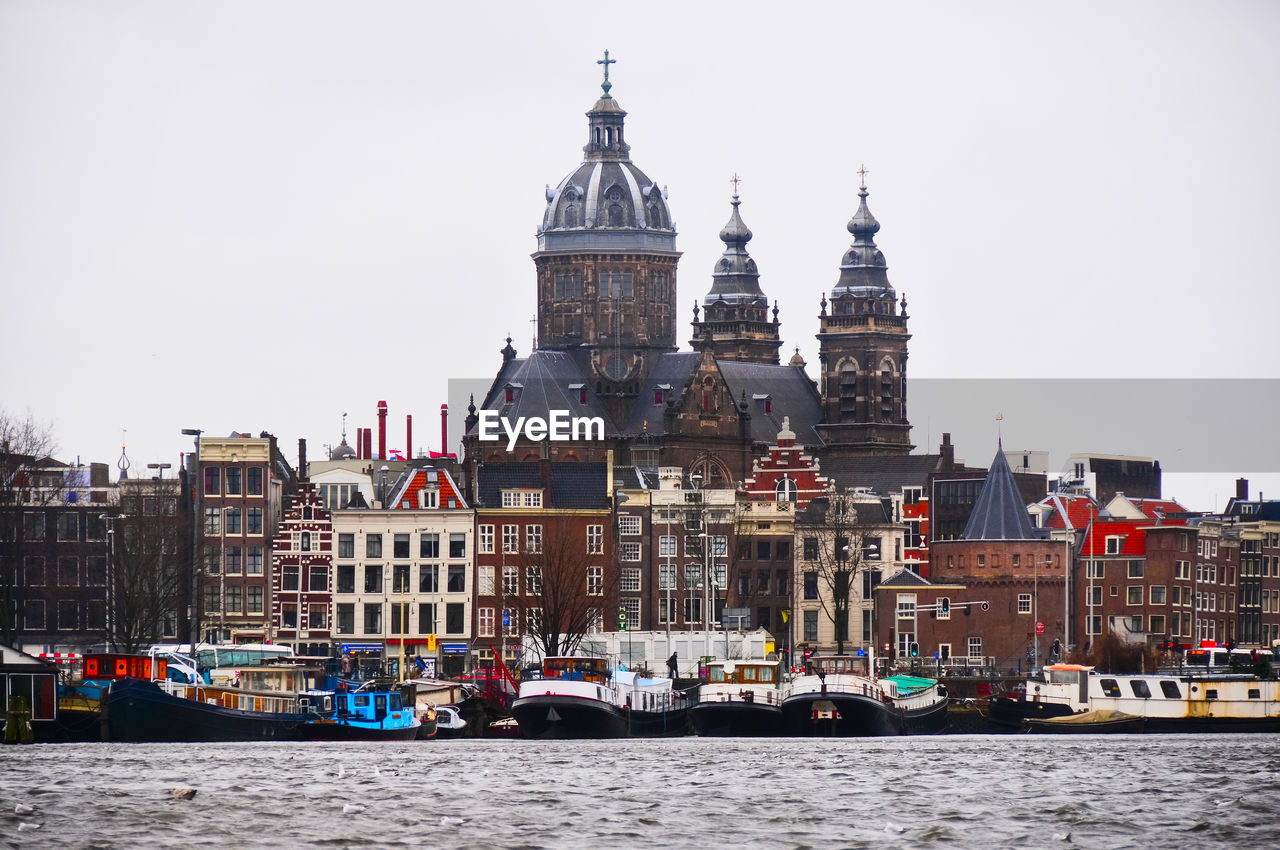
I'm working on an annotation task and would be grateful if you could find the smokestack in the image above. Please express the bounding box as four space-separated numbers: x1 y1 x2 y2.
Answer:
361 428 372 461
940 433 954 470
406 415 413 462
1236 478 1249 501
377 400 388 461
298 438 308 482
441 404 449 458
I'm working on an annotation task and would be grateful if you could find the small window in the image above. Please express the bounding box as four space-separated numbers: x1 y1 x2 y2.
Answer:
1159 680 1181 699
1130 680 1151 699
1204 689 1219 701
1248 688 1261 699
1100 679 1121 697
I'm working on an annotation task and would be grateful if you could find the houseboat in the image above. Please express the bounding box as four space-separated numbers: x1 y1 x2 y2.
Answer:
781 656 946 736
510 657 690 739
101 661 322 742
689 660 785 736
990 661 1280 733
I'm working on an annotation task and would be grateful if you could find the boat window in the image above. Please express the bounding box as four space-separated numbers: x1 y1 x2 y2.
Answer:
742 667 756 682
391 694 402 710
355 695 370 707
1129 680 1151 699
1204 689 1219 701
1099 679 1121 697
1048 669 1078 685
709 667 725 683
1159 681 1181 698
1248 689 1261 699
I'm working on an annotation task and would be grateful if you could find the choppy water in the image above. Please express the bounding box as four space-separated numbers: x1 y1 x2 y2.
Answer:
2 735 1278 849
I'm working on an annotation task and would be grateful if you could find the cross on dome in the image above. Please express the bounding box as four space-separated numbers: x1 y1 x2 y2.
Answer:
597 50 616 96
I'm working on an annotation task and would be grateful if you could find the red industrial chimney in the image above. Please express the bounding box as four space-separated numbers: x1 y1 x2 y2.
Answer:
377 400 388 461
361 428 372 461
441 403 449 458
406 414 413 462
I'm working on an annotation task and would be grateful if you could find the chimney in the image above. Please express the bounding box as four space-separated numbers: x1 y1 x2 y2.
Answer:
362 428 372 461
406 415 413 462
1236 478 1249 501
377 400 388 461
940 433 954 470
298 438 308 482
441 403 449 458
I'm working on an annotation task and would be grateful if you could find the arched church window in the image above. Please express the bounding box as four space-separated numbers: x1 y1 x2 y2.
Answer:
648 201 664 227
606 127 614 147
609 204 624 226
564 205 578 227
839 360 859 421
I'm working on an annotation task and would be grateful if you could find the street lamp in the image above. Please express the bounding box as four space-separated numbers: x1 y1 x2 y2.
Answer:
146 463 171 652
842 541 882 674
180 429 202 647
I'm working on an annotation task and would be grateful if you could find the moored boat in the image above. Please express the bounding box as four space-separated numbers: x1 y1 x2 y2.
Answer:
301 688 420 741
102 676 311 742
781 656 903 736
1024 709 1145 734
510 657 689 739
881 674 949 735
433 705 468 738
989 660 1280 733
690 660 785 736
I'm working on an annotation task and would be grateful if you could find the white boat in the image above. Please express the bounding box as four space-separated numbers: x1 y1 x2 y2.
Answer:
990 661 1280 733
689 660 785 736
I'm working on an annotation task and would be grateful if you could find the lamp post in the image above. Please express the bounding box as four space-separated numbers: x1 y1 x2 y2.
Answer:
180 429 202 647
842 541 882 674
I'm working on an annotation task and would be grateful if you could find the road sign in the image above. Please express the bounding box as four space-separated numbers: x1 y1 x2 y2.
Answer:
1036 621 1045 635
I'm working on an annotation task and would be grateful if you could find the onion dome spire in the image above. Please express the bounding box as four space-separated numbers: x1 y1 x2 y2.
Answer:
704 180 764 303
833 165 893 296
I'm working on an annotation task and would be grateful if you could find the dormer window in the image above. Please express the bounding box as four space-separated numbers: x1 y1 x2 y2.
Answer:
419 489 438 509
501 489 543 508
570 383 586 404
505 387 514 403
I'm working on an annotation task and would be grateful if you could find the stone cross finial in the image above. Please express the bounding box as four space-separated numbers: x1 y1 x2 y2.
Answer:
598 50 616 96
857 163 869 188
730 173 742 196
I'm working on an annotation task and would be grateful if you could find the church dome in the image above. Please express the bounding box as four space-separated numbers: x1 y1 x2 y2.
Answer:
536 62 676 254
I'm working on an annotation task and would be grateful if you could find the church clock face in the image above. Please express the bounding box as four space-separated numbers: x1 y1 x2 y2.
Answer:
604 355 629 380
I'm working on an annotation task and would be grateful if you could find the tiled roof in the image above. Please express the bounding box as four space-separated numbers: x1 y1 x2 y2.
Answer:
963 446 1043 540
1038 493 1099 530
820 454 944 496
474 462 610 510
715 361 823 445
1080 519 1151 557
878 568 932 587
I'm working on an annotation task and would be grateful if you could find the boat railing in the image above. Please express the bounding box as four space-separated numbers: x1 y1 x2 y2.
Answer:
697 685 783 707
787 675 883 701
623 688 690 713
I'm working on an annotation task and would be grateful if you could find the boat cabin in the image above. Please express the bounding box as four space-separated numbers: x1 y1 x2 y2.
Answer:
1 644 57 725
810 656 867 676
539 657 611 683
82 653 168 681
707 661 780 685
336 690 407 723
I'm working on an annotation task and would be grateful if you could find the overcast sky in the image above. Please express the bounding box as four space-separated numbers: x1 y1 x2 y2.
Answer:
2 1 1276 509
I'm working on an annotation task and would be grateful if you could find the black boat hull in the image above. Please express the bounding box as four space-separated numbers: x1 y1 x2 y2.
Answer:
301 721 420 741
987 695 1073 732
781 692 904 737
103 678 307 742
902 697 949 735
511 694 689 738
689 702 784 737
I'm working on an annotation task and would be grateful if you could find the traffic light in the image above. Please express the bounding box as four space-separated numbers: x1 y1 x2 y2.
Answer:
909 642 919 657
940 597 950 615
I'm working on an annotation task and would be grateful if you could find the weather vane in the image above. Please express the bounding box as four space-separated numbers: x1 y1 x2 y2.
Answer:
598 50 616 96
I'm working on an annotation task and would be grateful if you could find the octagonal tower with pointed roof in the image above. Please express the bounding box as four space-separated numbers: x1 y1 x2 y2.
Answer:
815 174 914 455
533 55 681 392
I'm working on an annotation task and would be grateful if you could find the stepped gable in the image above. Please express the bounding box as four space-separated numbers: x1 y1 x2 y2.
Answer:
716 360 822 445
961 444 1043 540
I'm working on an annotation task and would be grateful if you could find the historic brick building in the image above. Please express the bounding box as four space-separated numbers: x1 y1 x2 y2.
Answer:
269 482 333 657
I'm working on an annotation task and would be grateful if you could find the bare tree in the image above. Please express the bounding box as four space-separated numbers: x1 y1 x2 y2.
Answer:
108 484 189 652
0 409 58 645
797 489 884 655
511 515 616 659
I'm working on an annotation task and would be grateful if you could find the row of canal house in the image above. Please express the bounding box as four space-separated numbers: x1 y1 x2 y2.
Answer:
11 425 1278 677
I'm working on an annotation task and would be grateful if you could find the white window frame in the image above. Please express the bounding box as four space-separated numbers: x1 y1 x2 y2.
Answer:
618 515 642 535
479 525 495 554
1017 593 1032 614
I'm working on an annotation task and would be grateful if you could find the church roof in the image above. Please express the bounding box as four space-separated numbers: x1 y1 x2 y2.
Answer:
962 445 1044 540
716 361 822 445
471 351 617 435
618 352 702 437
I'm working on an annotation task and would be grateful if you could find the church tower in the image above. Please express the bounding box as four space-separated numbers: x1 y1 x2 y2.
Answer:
814 173 914 455
689 185 782 364
532 52 680 392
